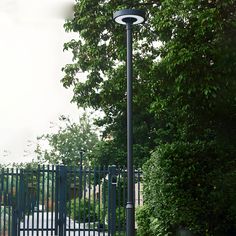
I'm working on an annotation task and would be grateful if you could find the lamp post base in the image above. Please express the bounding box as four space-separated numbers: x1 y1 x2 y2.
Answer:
126 202 135 236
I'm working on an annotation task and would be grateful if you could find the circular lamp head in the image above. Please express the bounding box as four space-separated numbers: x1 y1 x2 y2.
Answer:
113 9 145 25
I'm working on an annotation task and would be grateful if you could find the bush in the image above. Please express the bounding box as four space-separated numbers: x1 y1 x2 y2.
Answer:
67 198 98 222
136 205 154 236
114 207 126 229
142 141 236 235
95 202 126 230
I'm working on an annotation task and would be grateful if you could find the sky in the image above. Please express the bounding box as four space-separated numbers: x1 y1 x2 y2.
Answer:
0 0 84 164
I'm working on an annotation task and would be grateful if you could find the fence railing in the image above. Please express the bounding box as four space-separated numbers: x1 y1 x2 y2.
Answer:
0 165 143 236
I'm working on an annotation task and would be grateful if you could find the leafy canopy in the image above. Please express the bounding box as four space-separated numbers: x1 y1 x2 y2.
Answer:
35 113 99 166
62 0 236 235
62 0 236 167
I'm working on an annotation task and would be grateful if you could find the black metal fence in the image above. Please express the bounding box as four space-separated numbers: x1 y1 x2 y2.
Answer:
0 165 143 236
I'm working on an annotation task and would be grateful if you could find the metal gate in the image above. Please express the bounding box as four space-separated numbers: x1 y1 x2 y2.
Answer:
0 165 142 236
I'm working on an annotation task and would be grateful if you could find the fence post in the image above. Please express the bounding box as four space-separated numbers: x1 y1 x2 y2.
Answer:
108 165 117 236
58 165 67 236
18 169 25 220
11 193 17 236
55 166 59 235
79 151 83 199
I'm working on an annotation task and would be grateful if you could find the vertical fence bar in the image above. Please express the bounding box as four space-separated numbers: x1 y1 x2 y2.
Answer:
109 165 117 236
123 168 126 233
8 193 11 236
21 169 26 236
6 169 9 193
3 192 6 236
9 194 12 236
108 167 110 236
41 165 45 234
102 167 106 236
29 169 33 234
83 167 86 236
98 167 101 236
10 169 14 236
16 168 19 236
0 191 2 235
73 166 76 236
64 166 68 235
20 169 24 234
55 166 59 236
93 167 96 236
27 169 31 236
36 166 40 236
14 169 17 236
58 165 67 236
10 169 13 197
1 168 4 192
78 166 81 234
25 169 28 235
59 166 63 236
0 169 3 235
24 169 27 236
68 166 72 236
6 168 10 236
31 169 35 235
21 169 24 236
51 165 55 235
117 167 121 235
1 168 6 236
88 167 91 233
46 165 49 235
58 166 62 236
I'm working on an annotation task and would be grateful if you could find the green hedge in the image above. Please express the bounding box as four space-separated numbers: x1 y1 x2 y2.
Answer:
67 198 98 222
137 141 236 236
67 197 126 230
136 205 153 236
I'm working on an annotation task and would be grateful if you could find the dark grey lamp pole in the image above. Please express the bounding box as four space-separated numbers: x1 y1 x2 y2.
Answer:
113 9 145 236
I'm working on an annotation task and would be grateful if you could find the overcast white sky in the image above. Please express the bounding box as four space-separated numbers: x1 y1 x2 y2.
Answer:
0 0 83 163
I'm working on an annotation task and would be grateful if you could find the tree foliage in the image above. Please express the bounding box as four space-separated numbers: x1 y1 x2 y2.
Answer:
62 0 236 234
62 0 236 167
62 0 161 167
35 114 99 166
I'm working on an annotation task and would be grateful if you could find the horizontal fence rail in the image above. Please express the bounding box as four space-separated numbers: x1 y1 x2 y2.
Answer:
0 165 143 236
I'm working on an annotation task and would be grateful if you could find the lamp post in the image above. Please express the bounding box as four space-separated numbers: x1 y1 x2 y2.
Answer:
113 9 145 236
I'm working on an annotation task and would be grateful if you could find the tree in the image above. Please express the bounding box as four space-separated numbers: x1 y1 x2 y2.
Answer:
148 0 236 146
62 0 236 160
62 0 236 234
62 0 161 167
35 113 99 166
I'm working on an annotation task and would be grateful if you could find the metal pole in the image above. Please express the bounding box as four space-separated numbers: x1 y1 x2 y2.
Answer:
126 21 135 236
79 151 83 199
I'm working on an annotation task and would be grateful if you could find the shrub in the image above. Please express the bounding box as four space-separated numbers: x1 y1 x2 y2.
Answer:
95 203 126 230
136 205 154 236
67 198 98 222
142 141 236 235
